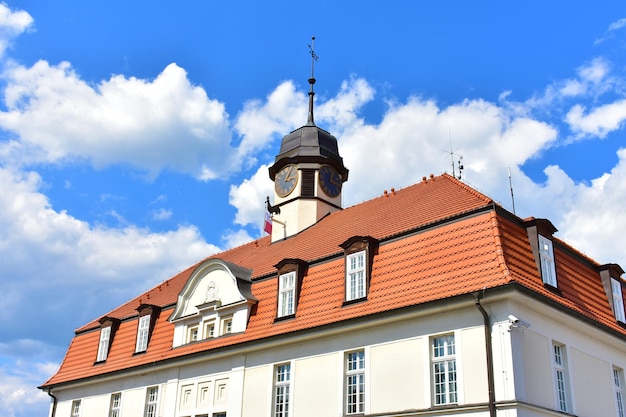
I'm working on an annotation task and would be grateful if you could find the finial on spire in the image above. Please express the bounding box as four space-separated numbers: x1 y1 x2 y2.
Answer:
307 36 318 125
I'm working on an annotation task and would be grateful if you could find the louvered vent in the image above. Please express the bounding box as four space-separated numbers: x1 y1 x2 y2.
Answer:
301 169 315 197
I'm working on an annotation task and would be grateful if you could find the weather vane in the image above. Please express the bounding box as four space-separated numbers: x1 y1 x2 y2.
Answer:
308 36 318 80
306 36 318 125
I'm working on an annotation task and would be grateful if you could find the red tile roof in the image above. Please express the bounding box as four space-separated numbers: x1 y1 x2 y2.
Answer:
42 174 625 388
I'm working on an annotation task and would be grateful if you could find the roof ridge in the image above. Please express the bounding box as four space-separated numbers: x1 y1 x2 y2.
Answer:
439 173 495 205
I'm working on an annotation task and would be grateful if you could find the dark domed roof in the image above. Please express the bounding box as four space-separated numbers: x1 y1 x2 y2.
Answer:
269 122 348 180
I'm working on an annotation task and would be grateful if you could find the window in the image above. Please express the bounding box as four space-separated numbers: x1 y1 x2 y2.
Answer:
346 251 366 301
204 321 215 338
432 334 457 405
96 326 111 362
144 386 159 417
612 278 626 323
345 350 365 414
187 325 199 343
222 317 232 335
71 400 81 417
274 364 291 417
553 342 571 412
538 235 557 287
615 367 625 417
278 272 296 317
136 315 150 352
109 393 121 417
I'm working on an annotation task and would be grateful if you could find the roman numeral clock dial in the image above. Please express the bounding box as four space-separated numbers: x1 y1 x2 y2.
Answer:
275 164 298 197
319 164 342 197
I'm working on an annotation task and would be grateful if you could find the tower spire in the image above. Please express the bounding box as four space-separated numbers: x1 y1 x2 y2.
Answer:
307 36 318 126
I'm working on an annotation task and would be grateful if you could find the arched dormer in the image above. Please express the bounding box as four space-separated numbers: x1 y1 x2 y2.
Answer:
169 258 257 348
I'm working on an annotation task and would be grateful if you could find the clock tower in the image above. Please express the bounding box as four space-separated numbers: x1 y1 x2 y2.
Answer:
268 37 348 242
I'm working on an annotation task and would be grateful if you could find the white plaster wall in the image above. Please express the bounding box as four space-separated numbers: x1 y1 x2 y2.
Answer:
569 347 614 417
460 326 489 404
241 365 271 417
370 337 425 412
293 352 341 417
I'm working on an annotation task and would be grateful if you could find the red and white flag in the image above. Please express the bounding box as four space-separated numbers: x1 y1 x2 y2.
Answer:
264 211 272 234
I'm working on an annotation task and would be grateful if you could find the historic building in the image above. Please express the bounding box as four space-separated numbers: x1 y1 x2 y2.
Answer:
40 70 626 417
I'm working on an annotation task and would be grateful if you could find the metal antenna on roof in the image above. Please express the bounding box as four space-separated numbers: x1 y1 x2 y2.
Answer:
508 167 516 215
307 36 318 126
444 129 464 180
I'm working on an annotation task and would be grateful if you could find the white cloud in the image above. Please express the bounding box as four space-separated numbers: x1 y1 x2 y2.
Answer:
151 208 172 221
0 165 220 332
555 148 626 264
229 163 273 229
566 100 626 138
595 18 626 44
0 61 237 179
0 3 32 57
234 80 306 164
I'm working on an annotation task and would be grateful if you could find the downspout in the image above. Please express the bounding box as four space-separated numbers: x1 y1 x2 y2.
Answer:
47 387 57 417
475 294 497 417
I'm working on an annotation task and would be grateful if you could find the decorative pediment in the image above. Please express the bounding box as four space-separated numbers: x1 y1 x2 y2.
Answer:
170 258 256 322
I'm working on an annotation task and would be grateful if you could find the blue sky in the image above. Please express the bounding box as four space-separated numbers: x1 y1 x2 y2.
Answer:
1 1 626 415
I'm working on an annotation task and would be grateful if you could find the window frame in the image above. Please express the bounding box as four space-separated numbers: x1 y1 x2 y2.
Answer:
187 324 199 343
136 314 151 353
615 367 625 417
204 320 216 338
71 399 81 417
278 271 296 318
273 363 291 417
144 386 159 417
345 349 366 415
612 278 626 323
431 334 458 406
552 342 571 413
346 251 367 302
221 317 233 335
96 326 111 362
109 392 122 417
538 235 558 287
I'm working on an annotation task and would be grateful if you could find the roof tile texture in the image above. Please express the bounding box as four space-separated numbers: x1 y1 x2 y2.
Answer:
44 174 625 387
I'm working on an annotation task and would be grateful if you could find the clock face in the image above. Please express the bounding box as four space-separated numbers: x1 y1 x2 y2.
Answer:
319 165 342 197
275 164 298 197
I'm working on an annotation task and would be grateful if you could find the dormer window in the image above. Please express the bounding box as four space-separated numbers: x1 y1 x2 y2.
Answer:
96 327 111 362
524 219 559 289
278 271 296 317
135 304 160 353
95 317 120 363
274 259 307 320
340 236 379 304
538 235 557 287
136 315 150 352
346 251 366 301
611 278 626 323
